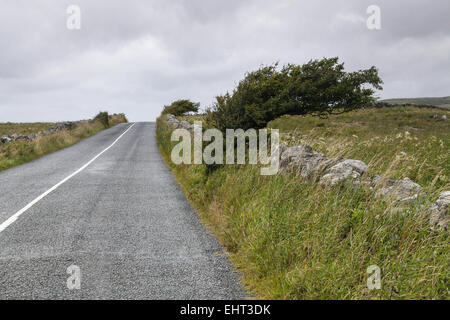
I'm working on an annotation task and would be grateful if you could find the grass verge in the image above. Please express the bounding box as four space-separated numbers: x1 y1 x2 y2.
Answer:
0 114 128 171
156 107 449 300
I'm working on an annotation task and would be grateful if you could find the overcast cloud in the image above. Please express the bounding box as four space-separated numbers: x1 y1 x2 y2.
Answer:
0 0 449 122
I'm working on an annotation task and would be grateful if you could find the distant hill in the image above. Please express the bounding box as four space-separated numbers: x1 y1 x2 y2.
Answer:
381 96 450 109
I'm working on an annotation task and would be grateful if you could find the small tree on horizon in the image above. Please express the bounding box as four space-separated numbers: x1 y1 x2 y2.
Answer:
161 99 200 116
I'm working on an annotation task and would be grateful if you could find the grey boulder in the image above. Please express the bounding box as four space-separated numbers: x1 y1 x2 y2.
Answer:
374 176 422 203
1 135 12 143
429 191 450 230
279 143 335 179
320 159 368 186
179 120 193 130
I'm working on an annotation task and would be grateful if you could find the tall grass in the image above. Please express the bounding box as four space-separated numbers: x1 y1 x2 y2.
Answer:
156 108 449 300
0 122 57 136
0 114 128 171
269 106 450 194
109 113 128 127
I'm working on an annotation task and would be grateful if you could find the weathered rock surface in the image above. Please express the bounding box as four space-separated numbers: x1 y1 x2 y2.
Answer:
1 135 12 143
373 176 423 203
179 120 193 130
279 143 338 179
165 114 194 131
166 114 181 128
279 143 367 186
429 191 450 230
320 159 368 186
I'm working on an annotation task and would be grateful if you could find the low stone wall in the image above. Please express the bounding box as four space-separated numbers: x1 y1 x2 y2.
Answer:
164 114 449 230
165 114 194 130
0 121 82 146
277 142 448 229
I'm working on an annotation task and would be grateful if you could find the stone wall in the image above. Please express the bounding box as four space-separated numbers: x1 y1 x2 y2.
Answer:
164 114 449 230
0 121 81 146
277 142 448 229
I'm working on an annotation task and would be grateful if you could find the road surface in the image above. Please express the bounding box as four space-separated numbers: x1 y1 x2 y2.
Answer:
0 122 246 299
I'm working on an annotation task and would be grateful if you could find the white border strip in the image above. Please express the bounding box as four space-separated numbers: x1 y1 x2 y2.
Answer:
0 123 136 233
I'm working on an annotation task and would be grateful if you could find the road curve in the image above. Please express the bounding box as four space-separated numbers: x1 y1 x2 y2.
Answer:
0 122 246 299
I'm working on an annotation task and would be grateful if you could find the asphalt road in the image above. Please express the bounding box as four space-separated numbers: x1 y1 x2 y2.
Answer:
0 122 246 299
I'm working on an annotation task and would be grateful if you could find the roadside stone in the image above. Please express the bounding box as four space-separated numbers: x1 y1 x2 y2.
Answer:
279 144 308 170
279 143 337 179
179 120 193 130
1 135 12 143
320 159 368 186
429 191 450 230
374 176 423 203
166 114 181 128
0 121 78 146
11 134 29 141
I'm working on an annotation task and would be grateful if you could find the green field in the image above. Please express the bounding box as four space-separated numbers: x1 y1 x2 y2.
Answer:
0 122 57 136
157 106 449 299
382 96 450 109
269 106 450 193
0 114 128 171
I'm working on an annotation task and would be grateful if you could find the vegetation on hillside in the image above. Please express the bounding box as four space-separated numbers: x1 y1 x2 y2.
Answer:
382 96 450 109
108 113 128 126
157 106 449 299
269 106 450 193
93 111 110 127
0 112 128 171
0 122 57 137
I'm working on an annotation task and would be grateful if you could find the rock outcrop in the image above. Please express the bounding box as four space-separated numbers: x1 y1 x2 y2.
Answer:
320 159 368 187
372 176 423 204
429 191 450 230
279 144 340 179
278 143 368 186
166 114 194 131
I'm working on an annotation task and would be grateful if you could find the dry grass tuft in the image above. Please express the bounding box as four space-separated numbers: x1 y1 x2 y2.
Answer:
0 115 128 171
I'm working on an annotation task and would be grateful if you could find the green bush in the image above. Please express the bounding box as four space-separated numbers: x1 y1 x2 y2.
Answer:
161 99 200 116
209 57 383 131
109 113 128 126
94 111 109 128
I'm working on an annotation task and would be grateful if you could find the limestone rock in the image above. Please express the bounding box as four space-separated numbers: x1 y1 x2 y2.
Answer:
374 176 422 203
320 159 368 186
1 135 12 143
179 120 193 130
429 191 450 230
166 114 180 128
279 143 337 179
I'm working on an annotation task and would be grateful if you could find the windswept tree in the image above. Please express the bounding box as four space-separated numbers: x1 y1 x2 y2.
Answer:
162 99 200 116
209 57 383 131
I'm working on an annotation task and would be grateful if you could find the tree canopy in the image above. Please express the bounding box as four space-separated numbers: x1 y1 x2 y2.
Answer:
162 99 200 116
209 57 383 131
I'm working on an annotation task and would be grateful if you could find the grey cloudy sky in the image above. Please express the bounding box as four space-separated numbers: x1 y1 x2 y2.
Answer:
0 0 449 122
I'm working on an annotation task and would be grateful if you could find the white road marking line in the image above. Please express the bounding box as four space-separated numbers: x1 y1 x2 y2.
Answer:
0 123 136 233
